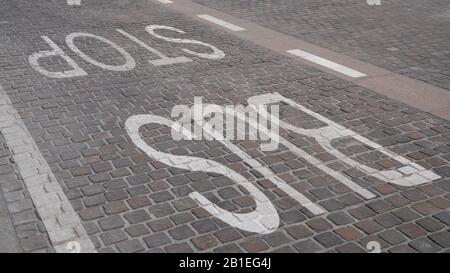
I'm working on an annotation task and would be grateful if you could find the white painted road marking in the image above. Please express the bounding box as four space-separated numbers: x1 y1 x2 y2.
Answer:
157 0 174 3
66 32 136 72
197 15 246 32
116 29 192 66
248 93 441 188
30 26 225 78
287 49 367 78
0 84 95 253
126 115 280 234
67 0 81 6
126 92 442 233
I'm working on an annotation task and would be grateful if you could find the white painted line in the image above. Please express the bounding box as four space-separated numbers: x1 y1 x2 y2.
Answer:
67 0 81 6
0 84 96 253
157 0 173 3
197 15 245 32
287 49 367 78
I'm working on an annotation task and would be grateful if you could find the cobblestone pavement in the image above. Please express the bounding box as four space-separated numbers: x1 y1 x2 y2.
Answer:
192 0 450 91
0 164 23 253
0 0 449 253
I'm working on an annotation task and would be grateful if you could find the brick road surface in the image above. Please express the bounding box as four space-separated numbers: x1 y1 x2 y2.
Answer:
192 0 450 91
0 0 448 253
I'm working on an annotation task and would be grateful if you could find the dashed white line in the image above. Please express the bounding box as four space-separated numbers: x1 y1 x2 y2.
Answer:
287 49 367 78
157 0 174 3
67 0 81 6
197 15 246 32
0 84 95 253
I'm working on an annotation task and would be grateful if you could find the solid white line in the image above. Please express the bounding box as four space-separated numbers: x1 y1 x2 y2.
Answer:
0 84 96 253
157 0 173 3
287 49 367 78
67 0 81 6
197 15 246 31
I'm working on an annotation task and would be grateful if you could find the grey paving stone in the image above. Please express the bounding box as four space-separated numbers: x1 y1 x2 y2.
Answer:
335 243 366 253
416 217 445 232
305 218 333 232
99 216 125 231
19 236 48 252
0 184 22 252
127 195 152 209
348 206 376 220
314 232 344 248
125 224 150 237
148 203 175 218
286 224 313 240
263 231 291 247
214 243 243 253
105 190 128 202
172 198 197 212
149 191 174 203
433 211 450 225
168 225 196 240
392 207 421 222
428 231 450 248
103 201 129 215
143 233 171 249
270 246 296 253
192 235 219 251
147 218 174 232
379 229 407 245
165 242 194 253
396 222 427 239
191 218 219 234
124 210 151 224
83 222 101 235
388 245 418 253
326 211 355 226
366 200 394 214
214 227 242 243
240 238 269 253
374 213 403 228
169 212 195 225
100 229 128 246
79 207 104 221
293 239 323 253
279 209 307 224
355 220 383 235
117 239 145 253
409 238 442 253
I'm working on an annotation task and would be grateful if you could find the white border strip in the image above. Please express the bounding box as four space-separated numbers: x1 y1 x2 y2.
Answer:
67 0 81 6
0 84 96 253
287 49 366 78
197 15 246 31
157 0 173 3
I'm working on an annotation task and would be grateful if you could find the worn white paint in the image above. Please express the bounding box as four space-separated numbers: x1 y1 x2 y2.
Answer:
197 15 246 32
0 84 95 253
125 115 279 234
116 29 192 66
248 93 442 189
66 32 136 71
146 25 225 60
287 49 367 78
198 105 325 215
125 93 442 232
29 36 87 79
67 0 81 6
